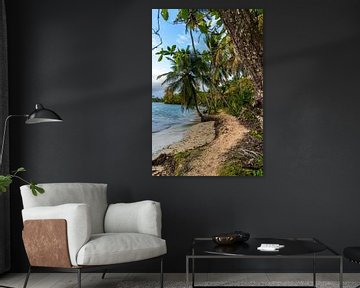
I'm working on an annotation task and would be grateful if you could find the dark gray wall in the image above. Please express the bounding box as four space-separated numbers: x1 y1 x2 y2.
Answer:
5 0 360 272
0 0 10 274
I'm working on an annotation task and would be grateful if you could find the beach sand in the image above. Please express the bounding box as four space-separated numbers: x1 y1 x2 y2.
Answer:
152 113 249 176
184 113 249 176
153 121 216 158
152 113 250 176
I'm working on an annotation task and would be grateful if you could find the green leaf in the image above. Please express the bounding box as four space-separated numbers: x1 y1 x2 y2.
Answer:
0 175 12 192
171 45 176 51
198 24 208 33
161 9 169 21
30 181 44 196
179 9 189 20
158 55 163 62
35 186 45 194
15 167 26 173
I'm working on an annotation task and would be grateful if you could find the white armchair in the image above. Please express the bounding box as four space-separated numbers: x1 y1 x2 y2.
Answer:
20 183 166 288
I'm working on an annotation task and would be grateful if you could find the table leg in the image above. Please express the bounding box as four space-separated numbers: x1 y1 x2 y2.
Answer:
192 257 195 288
339 257 343 288
186 257 189 288
192 247 195 288
313 254 316 287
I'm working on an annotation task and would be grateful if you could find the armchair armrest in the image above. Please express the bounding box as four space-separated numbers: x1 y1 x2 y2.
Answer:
104 200 162 237
22 203 91 266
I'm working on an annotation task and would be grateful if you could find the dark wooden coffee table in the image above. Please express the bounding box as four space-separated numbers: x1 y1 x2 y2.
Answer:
186 237 343 288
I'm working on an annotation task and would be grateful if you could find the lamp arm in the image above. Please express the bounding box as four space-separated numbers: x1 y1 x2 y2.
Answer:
0 114 28 169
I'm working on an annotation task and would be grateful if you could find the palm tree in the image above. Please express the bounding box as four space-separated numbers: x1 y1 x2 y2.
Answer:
217 9 263 106
204 33 226 84
205 32 245 82
157 48 209 120
203 32 235 112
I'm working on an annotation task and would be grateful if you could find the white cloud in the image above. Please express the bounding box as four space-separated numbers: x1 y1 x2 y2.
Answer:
176 33 201 47
152 67 168 85
152 67 170 98
176 33 191 45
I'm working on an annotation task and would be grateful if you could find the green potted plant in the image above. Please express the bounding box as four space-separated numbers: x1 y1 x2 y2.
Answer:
0 167 44 196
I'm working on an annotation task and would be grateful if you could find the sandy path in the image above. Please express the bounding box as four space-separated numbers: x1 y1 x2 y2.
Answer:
185 113 249 176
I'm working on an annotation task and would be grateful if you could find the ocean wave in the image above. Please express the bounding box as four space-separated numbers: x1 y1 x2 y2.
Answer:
152 123 171 133
152 103 200 155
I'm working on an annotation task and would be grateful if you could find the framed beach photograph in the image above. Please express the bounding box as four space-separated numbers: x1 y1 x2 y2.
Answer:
152 9 263 176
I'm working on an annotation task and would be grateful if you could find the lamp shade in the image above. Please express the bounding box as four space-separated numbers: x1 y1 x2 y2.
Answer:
25 104 63 124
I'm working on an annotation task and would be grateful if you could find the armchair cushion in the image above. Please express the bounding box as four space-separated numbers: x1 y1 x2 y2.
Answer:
21 183 108 234
22 203 91 266
104 200 162 237
76 233 167 266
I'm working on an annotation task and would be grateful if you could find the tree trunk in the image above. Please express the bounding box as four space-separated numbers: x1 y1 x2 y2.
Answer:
189 29 197 55
218 9 263 108
190 22 205 120
193 93 204 120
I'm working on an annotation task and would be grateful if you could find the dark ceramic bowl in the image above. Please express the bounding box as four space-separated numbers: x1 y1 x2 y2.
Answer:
212 231 250 246
212 234 238 245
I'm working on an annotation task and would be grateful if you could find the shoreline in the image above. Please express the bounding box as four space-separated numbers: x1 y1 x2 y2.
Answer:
152 120 216 161
152 102 200 157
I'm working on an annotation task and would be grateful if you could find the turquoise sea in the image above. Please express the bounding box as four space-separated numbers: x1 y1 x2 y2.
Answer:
152 103 199 157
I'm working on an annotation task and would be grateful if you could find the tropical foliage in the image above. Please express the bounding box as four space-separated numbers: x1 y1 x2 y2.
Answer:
152 96 163 103
155 8 263 122
162 88 182 104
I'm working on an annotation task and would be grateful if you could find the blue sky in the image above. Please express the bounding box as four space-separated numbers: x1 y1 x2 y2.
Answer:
152 9 206 98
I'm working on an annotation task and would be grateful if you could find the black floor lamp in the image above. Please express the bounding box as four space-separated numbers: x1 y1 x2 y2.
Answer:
0 103 63 167
0 103 62 288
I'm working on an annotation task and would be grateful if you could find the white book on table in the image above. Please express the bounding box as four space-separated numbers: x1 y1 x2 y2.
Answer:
257 243 285 251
